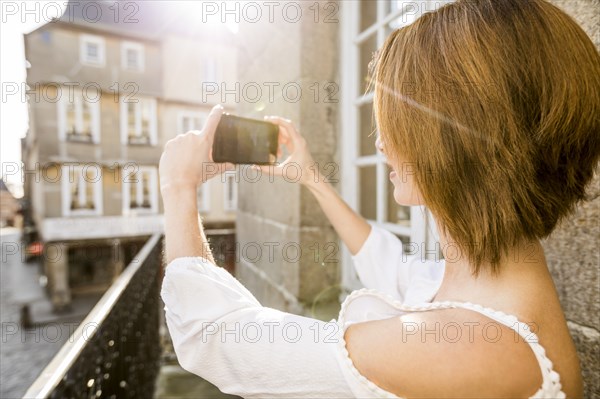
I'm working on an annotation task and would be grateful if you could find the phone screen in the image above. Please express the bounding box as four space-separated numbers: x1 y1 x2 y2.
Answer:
212 114 279 165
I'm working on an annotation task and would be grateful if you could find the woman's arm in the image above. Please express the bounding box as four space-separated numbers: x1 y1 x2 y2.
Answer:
303 174 371 256
162 186 213 264
157 107 353 398
258 117 371 255
159 104 233 265
161 257 355 398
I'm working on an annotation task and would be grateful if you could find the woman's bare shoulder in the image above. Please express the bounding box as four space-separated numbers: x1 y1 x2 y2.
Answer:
344 308 543 398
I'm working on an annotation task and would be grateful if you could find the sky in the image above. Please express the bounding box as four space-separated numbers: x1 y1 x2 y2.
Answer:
1 1 66 197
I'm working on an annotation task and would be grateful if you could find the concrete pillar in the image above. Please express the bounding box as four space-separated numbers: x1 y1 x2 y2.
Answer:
235 1 341 318
46 242 71 311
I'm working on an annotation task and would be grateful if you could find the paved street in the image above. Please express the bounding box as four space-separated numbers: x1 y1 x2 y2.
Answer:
0 228 72 399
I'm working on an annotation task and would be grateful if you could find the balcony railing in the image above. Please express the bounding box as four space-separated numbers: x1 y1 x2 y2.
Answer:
24 234 163 399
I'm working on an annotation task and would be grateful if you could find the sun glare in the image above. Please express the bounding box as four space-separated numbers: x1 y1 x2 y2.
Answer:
176 1 239 35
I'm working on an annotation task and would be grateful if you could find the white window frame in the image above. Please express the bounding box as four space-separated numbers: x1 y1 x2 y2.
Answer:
120 96 158 146
80 34 106 67
61 164 103 217
223 171 238 212
121 41 145 72
340 1 449 294
197 181 211 213
57 87 101 144
121 166 159 215
177 111 207 135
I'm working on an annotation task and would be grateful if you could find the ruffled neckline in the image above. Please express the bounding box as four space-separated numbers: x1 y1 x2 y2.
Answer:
335 288 565 399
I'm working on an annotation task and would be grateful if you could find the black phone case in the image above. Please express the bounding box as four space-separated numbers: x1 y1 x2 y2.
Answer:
212 114 279 165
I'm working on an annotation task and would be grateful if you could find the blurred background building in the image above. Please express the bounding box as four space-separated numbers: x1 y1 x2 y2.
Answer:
22 1 238 311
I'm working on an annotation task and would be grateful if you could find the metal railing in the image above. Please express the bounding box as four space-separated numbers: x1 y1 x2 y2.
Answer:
24 234 163 399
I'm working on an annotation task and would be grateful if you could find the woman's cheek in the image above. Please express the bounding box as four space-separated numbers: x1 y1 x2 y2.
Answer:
392 176 424 206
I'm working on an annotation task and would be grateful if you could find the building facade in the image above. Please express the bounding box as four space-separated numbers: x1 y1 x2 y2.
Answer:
23 1 238 309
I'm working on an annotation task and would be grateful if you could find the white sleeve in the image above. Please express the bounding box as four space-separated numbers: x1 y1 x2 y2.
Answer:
160 257 355 399
351 224 445 303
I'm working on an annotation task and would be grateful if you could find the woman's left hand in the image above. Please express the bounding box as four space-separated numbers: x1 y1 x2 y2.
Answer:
159 104 234 193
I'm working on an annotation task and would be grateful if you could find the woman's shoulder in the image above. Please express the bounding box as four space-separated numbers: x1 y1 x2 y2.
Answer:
344 305 544 398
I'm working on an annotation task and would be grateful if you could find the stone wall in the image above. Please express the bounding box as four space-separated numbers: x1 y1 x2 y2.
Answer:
542 1 600 397
235 1 341 319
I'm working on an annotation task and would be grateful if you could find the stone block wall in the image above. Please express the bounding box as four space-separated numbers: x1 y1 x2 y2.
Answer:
235 1 341 318
542 1 599 397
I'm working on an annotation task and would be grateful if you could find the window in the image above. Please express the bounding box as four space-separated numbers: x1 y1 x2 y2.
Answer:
120 96 157 145
197 183 211 213
57 87 100 143
122 166 158 215
80 34 105 66
61 164 103 216
223 172 237 212
178 112 207 135
121 41 145 71
339 1 450 292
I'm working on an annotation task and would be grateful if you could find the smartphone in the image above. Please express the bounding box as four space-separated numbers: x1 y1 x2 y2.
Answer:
212 114 279 165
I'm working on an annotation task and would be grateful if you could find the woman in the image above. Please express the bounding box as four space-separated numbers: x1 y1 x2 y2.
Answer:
159 0 599 397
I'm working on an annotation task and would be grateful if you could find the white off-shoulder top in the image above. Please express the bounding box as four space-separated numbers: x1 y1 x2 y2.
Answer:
160 224 566 398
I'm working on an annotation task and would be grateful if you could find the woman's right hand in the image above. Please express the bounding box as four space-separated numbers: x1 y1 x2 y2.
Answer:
254 116 320 186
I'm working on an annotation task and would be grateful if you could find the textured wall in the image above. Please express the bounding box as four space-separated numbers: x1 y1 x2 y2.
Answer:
235 2 341 317
542 1 600 397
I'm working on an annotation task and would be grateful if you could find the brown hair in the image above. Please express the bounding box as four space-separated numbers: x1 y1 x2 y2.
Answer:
373 0 600 276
